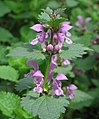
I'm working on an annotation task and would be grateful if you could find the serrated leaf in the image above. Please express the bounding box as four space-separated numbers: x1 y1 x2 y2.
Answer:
0 66 19 82
44 7 53 14
21 95 69 119
0 1 10 17
0 92 20 117
8 46 45 60
53 65 72 75
16 77 34 92
54 8 66 15
69 90 93 109
38 12 51 24
60 43 91 60
0 27 13 42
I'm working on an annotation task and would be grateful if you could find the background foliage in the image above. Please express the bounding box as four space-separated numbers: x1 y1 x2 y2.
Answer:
0 0 99 119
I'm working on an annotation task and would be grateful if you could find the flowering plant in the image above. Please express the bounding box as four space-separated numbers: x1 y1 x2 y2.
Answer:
9 7 91 119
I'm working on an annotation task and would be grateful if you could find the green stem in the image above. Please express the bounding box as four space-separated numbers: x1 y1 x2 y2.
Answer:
60 113 63 119
43 56 51 91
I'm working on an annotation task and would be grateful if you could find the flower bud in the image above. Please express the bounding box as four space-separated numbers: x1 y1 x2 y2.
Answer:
47 44 53 51
55 45 61 52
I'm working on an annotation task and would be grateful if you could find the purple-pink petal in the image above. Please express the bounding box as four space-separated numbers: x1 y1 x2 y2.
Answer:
27 60 39 71
62 59 71 66
33 70 44 77
56 74 68 80
36 32 46 43
85 17 91 22
61 22 70 26
55 87 63 96
66 32 72 37
60 24 72 33
57 33 65 43
30 38 38 45
30 24 44 32
68 84 77 90
33 86 43 93
65 37 73 44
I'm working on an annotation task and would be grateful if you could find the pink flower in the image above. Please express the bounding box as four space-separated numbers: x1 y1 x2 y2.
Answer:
62 59 71 66
30 24 47 49
76 16 91 30
25 60 44 93
56 22 73 45
52 74 68 96
67 84 77 100
30 24 44 32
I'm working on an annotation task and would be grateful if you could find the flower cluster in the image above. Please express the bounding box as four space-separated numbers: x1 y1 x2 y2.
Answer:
76 15 91 30
30 22 72 52
25 18 77 99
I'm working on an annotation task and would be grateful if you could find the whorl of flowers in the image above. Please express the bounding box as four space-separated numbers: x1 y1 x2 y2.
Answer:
25 8 77 100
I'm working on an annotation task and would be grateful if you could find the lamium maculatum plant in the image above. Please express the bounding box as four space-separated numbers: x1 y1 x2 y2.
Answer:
8 7 91 119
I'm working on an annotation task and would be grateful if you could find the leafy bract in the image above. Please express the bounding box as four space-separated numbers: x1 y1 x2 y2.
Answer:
69 90 93 109
16 77 34 92
8 44 45 60
21 95 69 119
60 43 91 60
0 92 20 117
0 66 19 82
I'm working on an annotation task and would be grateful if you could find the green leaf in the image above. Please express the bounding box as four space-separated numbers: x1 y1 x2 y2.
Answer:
38 11 51 24
0 46 8 64
48 1 60 9
0 27 13 42
0 92 20 117
60 43 91 60
20 25 36 42
69 90 93 109
75 56 98 70
92 45 99 53
66 0 78 7
21 95 69 119
16 77 34 92
53 65 72 75
74 35 91 47
0 66 19 82
0 1 10 17
8 45 45 60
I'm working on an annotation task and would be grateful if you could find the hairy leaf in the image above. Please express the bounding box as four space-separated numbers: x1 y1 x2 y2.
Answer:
69 90 93 109
16 77 34 92
0 92 20 117
60 43 91 60
8 46 45 60
21 95 69 119
0 66 19 82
